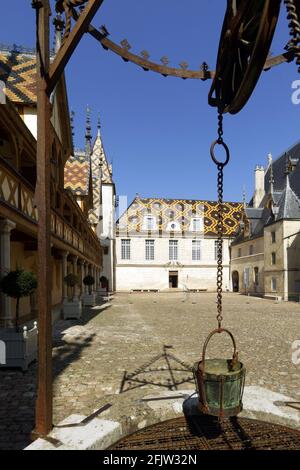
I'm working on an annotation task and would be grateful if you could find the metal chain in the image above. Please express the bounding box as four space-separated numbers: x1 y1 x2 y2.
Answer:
216 161 224 329
210 110 230 329
216 111 224 329
285 0 300 72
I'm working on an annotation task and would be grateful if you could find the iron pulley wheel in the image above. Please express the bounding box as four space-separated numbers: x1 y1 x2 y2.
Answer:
209 0 282 114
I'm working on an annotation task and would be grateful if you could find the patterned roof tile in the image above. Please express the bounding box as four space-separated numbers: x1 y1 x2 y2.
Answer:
0 50 37 104
117 197 243 236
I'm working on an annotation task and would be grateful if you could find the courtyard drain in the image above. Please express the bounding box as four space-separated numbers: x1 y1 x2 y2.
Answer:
109 416 300 450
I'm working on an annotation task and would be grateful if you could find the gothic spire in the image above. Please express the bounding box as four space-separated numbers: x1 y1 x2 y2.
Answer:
242 186 246 209
269 159 274 196
70 110 75 145
85 105 92 156
97 112 101 137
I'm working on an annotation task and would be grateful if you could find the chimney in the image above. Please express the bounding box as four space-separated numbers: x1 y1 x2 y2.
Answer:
253 165 265 208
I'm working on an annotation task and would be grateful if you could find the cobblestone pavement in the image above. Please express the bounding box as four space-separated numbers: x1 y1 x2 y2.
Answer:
0 292 299 450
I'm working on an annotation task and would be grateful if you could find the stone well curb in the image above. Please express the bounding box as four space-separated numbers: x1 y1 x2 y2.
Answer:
25 386 300 450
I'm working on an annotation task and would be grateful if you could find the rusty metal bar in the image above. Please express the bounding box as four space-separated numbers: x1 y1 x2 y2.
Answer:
48 0 105 93
33 0 53 438
70 7 293 80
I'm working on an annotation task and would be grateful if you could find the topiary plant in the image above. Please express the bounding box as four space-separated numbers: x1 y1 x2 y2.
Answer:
83 275 95 295
0 269 37 331
100 275 108 291
64 273 79 300
64 273 79 287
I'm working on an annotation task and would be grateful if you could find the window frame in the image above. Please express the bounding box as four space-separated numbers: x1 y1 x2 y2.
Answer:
121 239 131 260
169 240 178 261
192 239 201 261
271 231 276 243
271 252 276 265
190 217 203 233
145 239 155 261
271 277 277 292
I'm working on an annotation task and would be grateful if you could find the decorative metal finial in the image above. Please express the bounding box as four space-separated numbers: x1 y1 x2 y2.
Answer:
269 160 274 195
160 56 169 66
141 50 150 60
53 12 65 32
267 152 273 167
242 186 247 208
85 105 92 144
120 39 131 50
179 61 189 70
284 152 290 175
100 25 109 37
201 61 209 72
53 13 65 53
70 110 75 143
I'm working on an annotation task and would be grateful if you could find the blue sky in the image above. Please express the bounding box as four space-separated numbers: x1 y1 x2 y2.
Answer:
1 1 300 205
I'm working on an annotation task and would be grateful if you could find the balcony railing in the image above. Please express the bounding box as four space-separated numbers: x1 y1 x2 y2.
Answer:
0 156 101 265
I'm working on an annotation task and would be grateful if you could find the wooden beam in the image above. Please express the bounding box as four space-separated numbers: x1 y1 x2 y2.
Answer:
33 0 53 438
48 0 104 93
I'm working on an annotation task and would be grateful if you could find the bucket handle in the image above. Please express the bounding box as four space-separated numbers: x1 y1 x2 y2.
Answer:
199 328 238 375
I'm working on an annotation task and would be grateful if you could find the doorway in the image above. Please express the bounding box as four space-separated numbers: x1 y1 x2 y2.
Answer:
169 271 178 288
232 271 239 292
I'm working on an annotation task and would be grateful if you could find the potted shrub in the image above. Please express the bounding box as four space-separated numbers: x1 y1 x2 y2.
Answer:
82 275 96 306
62 273 82 319
64 273 79 298
0 269 38 370
100 275 108 290
83 275 95 295
0 269 37 331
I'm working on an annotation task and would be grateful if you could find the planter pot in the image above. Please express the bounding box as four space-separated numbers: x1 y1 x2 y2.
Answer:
63 299 82 320
82 293 96 307
0 323 38 371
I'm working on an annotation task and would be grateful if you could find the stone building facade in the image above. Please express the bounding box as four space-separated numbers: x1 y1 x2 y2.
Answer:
231 144 300 301
116 197 242 292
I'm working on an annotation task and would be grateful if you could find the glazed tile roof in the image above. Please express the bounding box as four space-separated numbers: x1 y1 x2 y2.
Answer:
117 197 243 237
0 48 37 105
64 151 90 196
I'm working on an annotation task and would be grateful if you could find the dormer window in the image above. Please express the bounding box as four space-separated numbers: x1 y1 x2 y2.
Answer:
167 221 180 232
190 217 203 232
143 215 156 230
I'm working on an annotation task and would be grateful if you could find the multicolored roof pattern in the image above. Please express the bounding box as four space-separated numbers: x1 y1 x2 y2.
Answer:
64 151 90 196
0 50 37 105
117 197 243 237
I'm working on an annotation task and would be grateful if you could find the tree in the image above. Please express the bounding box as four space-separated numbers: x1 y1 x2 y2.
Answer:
83 275 95 295
0 269 37 331
63 273 79 300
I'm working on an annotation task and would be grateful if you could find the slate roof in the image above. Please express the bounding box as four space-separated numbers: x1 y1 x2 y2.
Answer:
265 141 300 197
233 140 300 244
276 175 300 220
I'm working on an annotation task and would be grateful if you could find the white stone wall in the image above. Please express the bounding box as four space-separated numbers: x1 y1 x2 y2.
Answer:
97 184 115 291
230 237 265 294
22 107 37 139
115 236 231 291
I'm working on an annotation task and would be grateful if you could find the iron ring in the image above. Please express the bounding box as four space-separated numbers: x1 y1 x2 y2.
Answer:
210 140 230 167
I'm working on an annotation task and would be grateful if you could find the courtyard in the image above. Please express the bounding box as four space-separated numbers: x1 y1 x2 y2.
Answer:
0 292 299 450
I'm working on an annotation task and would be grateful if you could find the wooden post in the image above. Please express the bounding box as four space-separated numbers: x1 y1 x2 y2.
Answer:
31 0 105 439
33 0 53 437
